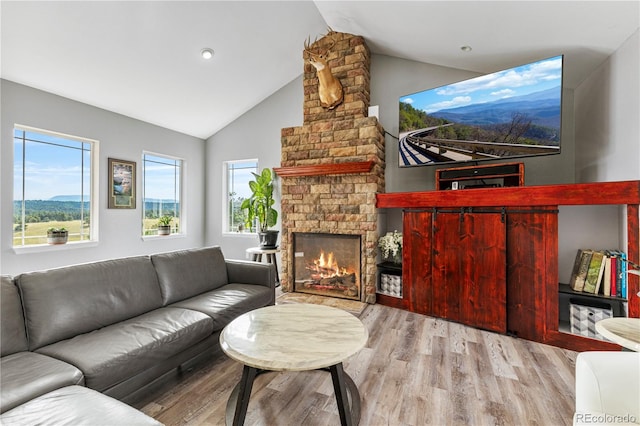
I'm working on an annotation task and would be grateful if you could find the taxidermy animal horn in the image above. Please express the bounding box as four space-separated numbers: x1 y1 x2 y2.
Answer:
303 29 344 110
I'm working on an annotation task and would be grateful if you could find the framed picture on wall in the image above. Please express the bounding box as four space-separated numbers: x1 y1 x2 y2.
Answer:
108 158 136 209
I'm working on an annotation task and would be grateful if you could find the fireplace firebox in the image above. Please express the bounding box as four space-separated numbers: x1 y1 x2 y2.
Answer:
293 233 361 301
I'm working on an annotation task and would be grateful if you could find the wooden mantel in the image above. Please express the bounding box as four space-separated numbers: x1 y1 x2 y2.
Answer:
274 161 374 178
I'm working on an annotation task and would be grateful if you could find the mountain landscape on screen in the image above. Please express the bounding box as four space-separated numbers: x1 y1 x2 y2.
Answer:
398 55 563 167
431 86 561 130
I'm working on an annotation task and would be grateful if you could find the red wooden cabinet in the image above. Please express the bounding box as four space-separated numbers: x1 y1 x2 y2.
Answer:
434 211 507 333
377 181 640 351
505 207 558 342
403 210 432 315
403 209 507 334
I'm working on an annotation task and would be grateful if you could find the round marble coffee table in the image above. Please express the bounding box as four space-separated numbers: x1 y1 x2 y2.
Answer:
595 317 640 351
220 303 368 426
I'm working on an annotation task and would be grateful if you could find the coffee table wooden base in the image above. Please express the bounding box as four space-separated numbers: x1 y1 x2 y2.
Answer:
225 363 361 426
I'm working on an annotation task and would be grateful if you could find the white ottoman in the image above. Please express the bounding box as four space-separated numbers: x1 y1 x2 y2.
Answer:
574 351 640 425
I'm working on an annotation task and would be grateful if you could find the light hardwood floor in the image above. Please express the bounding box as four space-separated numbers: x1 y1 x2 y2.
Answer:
134 304 577 425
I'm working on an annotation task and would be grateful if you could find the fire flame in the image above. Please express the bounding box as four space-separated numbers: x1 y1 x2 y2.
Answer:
312 250 349 277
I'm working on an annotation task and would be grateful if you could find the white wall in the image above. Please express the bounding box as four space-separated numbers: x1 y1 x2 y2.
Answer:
575 30 640 182
1 80 206 275
205 76 303 260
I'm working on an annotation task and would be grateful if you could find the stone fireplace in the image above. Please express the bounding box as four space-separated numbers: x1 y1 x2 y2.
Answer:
274 31 385 304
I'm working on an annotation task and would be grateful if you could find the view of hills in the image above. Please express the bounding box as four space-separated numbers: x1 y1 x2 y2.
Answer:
49 195 90 202
13 200 90 223
430 86 561 130
14 197 179 223
47 195 177 204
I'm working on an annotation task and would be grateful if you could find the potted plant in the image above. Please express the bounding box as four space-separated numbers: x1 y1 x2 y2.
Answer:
157 216 173 236
378 230 403 264
47 227 68 245
241 168 279 248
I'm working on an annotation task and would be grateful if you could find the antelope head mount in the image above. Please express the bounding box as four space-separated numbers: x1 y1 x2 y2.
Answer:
304 29 344 110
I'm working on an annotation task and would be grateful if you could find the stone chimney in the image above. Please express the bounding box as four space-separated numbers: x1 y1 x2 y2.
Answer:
274 31 385 304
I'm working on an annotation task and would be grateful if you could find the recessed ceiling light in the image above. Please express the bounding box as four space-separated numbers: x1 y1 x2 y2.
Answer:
201 48 214 60
460 45 472 52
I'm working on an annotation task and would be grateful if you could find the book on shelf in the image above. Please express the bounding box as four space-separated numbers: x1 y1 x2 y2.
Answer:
620 251 627 298
567 248 631 298
602 251 612 297
583 250 606 294
569 249 593 292
611 250 626 298
614 251 623 297
609 251 618 297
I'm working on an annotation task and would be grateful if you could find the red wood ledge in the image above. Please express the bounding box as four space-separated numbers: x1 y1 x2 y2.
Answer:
274 161 375 177
376 180 640 208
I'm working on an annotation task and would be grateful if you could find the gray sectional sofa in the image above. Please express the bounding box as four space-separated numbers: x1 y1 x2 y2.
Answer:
0 246 276 425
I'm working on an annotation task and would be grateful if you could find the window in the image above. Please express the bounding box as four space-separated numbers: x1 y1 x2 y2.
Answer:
224 159 257 233
142 153 183 236
13 126 97 247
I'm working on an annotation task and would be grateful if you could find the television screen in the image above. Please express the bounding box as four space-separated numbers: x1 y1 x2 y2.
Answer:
398 55 563 167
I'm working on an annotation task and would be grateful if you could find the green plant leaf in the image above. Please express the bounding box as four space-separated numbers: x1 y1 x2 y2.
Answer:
240 167 278 232
266 208 278 228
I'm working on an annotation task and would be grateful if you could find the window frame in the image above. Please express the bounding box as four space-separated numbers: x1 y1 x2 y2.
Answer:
222 158 258 236
141 151 185 239
12 124 99 253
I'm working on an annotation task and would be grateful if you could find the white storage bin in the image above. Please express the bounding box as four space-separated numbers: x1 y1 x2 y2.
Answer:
569 299 613 341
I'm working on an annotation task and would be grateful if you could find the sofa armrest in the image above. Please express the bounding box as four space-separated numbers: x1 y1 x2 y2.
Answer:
226 259 276 290
574 351 640 425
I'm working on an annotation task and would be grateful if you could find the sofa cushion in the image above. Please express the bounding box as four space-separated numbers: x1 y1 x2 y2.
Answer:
169 283 274 331
226 259 276 292
151 246 229 305
36 307 213 392
0 385 162 426
0 352 84 413
17 256 164 350
1 276 28 356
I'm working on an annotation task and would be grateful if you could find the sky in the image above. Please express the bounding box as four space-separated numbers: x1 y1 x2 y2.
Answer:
14 129 181 201
14 129 91 201
227 161 258 200
142 154 181 201
400 55 563 114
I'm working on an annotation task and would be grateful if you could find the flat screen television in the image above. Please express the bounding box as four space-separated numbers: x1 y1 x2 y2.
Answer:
398 55 563 167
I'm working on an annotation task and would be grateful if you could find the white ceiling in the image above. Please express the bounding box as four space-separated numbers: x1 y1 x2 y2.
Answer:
2 1 638 140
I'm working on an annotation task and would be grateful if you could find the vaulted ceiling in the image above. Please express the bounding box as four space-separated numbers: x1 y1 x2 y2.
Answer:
2 1 638 139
